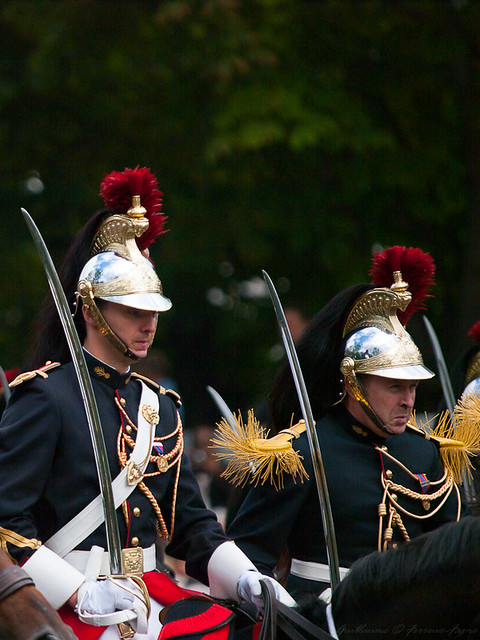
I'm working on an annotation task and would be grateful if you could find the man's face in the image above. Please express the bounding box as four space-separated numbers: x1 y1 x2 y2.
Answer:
101 301 158 361
361 375 419 436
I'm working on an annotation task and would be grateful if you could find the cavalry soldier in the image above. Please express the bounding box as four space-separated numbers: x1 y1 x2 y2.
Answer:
0 167 293 639
224 247 469 600
451 319 480 516
456 319 480 401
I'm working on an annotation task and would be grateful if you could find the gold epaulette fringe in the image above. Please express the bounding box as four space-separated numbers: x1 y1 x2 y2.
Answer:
9 361 61 388
210 409 308 490
409 400 480 484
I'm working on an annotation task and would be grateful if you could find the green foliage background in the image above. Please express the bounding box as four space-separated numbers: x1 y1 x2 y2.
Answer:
0 0 478 425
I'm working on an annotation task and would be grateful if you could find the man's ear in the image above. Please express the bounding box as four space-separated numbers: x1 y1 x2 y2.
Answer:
343 379 354 400
82 303 95 327
342 379 358 414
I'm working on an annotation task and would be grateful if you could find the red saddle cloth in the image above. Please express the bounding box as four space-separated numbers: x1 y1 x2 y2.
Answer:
158 596 236 640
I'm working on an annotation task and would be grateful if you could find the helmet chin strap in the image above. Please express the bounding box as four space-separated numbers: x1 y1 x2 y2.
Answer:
352 375 393 436
77 282 140 361
340 358 392 436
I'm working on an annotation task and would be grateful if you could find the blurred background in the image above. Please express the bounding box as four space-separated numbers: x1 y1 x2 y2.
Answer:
0 0 478 430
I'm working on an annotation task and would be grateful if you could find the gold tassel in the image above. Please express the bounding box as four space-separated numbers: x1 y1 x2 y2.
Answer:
210 410 308 490
445 394 480 483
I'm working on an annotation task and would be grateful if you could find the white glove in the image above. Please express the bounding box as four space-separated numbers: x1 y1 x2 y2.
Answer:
76 577 148 633
77 579 134 614
237 570 297 611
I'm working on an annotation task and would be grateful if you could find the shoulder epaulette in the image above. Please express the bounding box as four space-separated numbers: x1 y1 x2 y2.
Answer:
163 387 182 408
211 412 307 490
131 372 183 408
406 421 443 445
406 421 431 437
131 371 160 390
9 361 61 388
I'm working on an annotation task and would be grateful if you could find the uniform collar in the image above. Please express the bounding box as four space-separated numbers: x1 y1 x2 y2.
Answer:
83 349 132 389
332 403 387 446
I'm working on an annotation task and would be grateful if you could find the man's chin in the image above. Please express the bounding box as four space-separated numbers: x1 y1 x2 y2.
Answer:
388 420 408 434
128 348 149 361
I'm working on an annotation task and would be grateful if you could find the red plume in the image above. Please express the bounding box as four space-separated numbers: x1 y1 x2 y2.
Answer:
468 320 480 344
99 166 168 250
369 246 435 325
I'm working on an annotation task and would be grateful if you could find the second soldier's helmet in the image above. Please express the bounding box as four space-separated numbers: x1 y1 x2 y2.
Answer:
77 167 171 357
461 321 480 398
340 246 435 433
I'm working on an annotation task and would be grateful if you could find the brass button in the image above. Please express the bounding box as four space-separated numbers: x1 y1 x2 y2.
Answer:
391 493 397 501
133 507 141 517
120 398 126 406
380 446 388 452
392 543 398 549
131 537 139 547
385 470 393 479
126 425 132 434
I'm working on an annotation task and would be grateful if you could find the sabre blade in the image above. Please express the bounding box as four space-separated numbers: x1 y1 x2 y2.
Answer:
206 385 240 436
422 315 456 415
22 208 122 574
0 366 11 403
422 314 476 503
262 270 340 589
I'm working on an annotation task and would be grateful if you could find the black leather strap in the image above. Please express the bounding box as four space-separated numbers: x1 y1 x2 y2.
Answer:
259 579 277 640
0 565 34 602
259 579 336 640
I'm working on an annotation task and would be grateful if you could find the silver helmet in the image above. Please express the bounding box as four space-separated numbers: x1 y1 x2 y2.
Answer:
461 321 480 399
77 229 172 314
77 168 171 357
340 270 434 434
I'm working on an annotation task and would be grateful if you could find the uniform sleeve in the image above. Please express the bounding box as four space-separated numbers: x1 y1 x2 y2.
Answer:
0 379 62 563
226 437 312 576
158 398 229 586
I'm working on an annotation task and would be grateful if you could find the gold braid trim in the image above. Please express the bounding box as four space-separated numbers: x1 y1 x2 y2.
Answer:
0 526 41 561
210 410 308 490
376 447 456 552
9 361 61 388
376 410 468 552
130 372 160 390
115 399 184 542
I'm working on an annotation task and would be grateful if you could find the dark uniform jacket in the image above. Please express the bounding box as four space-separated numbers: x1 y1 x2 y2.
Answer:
227 404 463 594
0 351 227 586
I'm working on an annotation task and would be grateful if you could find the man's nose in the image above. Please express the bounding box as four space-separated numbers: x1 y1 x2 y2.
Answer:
143 312 158 331
401 390 415 407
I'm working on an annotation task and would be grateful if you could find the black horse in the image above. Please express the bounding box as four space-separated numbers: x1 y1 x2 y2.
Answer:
122 516 480 640
294 515 480 639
